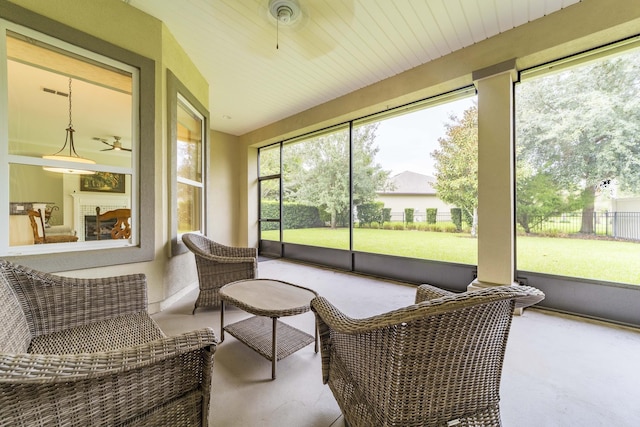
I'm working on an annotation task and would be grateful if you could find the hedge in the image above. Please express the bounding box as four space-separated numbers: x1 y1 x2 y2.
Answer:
261 201 324 230
451 208 462 231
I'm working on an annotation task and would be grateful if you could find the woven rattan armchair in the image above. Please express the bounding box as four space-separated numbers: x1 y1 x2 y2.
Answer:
311 284 545 427
182 233 257 314
0 259 217 427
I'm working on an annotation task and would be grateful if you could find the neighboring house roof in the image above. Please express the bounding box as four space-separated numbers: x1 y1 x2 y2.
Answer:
377 171 437 195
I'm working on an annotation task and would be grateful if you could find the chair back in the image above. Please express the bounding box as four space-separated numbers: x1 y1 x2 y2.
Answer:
182 233 214 256
312 285 544 426
27 209 46 244
96 207 131 240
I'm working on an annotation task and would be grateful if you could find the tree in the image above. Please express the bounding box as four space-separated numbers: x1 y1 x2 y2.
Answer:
431 103 582 237
285 124 389 228
516 53 640 233
515 165 581 233
431 105 479 236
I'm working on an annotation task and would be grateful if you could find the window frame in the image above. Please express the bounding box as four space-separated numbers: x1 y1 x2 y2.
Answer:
258 87 477 259
0 4 155 272
167 70 209 256
514 36 640 287
258 142 283 246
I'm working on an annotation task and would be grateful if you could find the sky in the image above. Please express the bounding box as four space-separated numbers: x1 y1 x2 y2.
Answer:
373 96 476 177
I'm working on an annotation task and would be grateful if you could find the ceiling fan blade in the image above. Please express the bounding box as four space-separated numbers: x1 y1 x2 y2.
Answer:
94 136 131 152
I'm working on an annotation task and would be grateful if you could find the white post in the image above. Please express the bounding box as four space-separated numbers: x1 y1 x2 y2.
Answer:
469 60 520 310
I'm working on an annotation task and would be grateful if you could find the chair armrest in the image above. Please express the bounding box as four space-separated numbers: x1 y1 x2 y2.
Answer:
213 242 257 259
182 233 257 263
415 284 455 303
7 264 148 336
314 285 544 335
195 251 257 265
0 328 217 382
0 328 217 426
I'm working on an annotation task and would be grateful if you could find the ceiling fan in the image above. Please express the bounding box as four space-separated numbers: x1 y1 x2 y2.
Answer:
93 136 131 152
255 0 354 58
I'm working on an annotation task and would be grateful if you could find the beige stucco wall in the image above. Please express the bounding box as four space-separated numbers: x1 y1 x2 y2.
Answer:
209 129 242 246
237 0 640 285
6 0 209 312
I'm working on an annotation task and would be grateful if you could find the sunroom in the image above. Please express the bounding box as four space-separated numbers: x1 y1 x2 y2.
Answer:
1 0 639 426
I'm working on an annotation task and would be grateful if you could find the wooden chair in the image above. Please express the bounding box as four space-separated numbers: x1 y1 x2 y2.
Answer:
311 284 545 427
27 209 78 244
182 233 258 314
96 207 131 240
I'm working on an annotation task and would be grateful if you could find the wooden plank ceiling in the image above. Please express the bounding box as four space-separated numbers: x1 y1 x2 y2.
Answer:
125 0 581 136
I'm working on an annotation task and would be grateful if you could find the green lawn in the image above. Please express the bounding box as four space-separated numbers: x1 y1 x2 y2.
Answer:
261 228 640 285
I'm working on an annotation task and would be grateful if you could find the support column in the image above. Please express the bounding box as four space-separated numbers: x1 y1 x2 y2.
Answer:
469 60 519 293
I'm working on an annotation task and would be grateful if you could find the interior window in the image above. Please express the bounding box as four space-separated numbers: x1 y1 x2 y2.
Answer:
176 95 204 235
167 70 209 255
3 26 137 254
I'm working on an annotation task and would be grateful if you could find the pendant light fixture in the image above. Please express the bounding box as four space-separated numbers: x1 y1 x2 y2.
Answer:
43 78 95 174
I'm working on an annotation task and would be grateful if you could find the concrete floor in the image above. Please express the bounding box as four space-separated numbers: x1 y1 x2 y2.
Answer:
152 258 640 427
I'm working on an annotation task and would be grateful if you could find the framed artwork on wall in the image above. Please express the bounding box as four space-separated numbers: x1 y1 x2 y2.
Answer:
80 172 126 193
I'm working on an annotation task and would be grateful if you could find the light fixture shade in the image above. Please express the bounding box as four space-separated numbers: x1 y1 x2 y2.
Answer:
42 154 96 175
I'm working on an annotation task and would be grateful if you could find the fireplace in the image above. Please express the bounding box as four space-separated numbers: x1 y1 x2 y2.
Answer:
71 194 129 242
84 215 118 240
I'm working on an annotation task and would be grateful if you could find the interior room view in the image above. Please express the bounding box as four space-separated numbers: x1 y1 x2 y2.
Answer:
1 0 640 426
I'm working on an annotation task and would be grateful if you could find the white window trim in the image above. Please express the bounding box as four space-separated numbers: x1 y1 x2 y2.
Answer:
168 70 209 256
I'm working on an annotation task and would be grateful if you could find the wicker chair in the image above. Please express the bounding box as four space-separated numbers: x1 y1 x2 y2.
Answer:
182 233 257 314
0 259 217 427
311 284 545 427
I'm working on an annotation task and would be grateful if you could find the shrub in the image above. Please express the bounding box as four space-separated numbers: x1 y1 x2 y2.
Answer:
357 202 384 227
538 228 567 238
383 222 394 230
406 222 417 230
462 209 473 227
335 209 350 227
442 223 459 233
404 208 414 224
393 222 405 231
451 208 462 231
382 207 392 224
426 208 437 224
